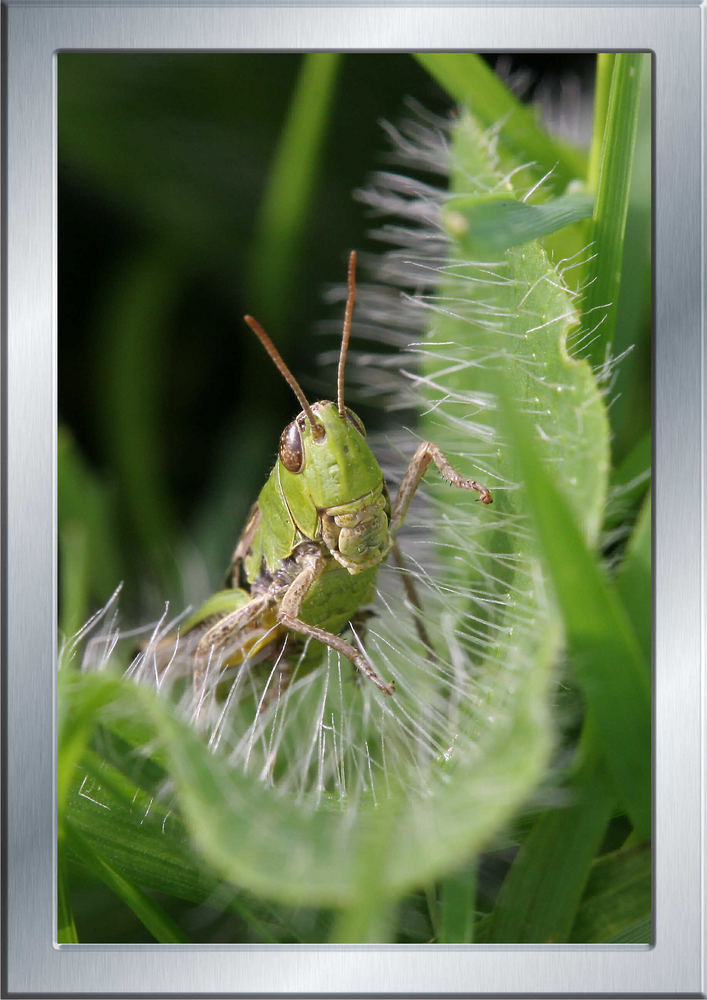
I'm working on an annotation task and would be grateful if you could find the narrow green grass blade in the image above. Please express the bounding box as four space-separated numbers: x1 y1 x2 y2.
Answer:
605 429 651 534
438 865 477 943
66 739 247 914
496 377 650 838
248 53 340 330
57 851 79 943
583 53 645 367
69 826 187 943
569 843 651 943
586 54 615 191
415 53 585 191
66 779 223 910
58 428 124 631
615 492 651 663
96 251 181 593
60 671 227 909
605 61 652 461
609 916 651 943
444 190 593 256
486 718 613 942
65 752 285 941
59 520 90 641
57 664 123 831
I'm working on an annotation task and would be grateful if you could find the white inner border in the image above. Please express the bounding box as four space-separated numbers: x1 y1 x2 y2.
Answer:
5 3 702 995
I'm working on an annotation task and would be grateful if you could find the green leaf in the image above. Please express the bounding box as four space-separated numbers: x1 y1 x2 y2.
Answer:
58 428 124 634
60 668 552 912
62 750 224 910
410 108 613 922
615 492 651 663
495 374 650 838
68 825 187 943
57 851 79 944
484 718 614 942
58 662 124 832
95 250 182 594
583 53 646 367
438 865 477 943
569 844 651 943
443 190 593 256
605 429 651 535
415 54 585 191
586 54 615 192
605 60 652 462
609 916 651 943
59 519 91 643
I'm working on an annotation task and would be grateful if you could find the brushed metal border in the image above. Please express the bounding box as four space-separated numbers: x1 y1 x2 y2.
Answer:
3 3 701 995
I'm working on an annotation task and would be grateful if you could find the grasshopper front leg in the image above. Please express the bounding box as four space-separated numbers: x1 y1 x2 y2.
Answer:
194 592 274 699
390 441 492 538
278 549 395 696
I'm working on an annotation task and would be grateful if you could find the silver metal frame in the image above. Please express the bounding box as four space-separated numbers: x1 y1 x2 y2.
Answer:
3 2 702 995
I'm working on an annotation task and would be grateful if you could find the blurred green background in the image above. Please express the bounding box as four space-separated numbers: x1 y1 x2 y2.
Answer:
58 52 600 630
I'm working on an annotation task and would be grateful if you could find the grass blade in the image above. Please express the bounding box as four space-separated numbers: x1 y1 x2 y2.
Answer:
496 376 650 839
569 843 651 943
57 852 79 944
68 825 187 943
615 492 651 662
58 428 124 632
485 717 613 942
59 520 90 642
586 54 615 191
609 916 651 943
605 429 650 535
95 251 181 593
438 865 477 943
247 53 341 330
582 53 645 367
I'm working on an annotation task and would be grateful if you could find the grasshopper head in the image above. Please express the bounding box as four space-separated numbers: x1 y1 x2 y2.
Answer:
278 401 390 572
278 400 383 508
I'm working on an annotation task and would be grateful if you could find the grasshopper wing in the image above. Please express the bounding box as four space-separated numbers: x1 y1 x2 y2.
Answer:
225 501 262 589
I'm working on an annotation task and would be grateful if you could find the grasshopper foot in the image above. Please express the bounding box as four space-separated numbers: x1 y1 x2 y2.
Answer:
352 652 395 696
468 479 493 504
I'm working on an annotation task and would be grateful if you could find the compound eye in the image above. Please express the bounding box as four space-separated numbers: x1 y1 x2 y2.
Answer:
345 407 366 437
279 421 304 473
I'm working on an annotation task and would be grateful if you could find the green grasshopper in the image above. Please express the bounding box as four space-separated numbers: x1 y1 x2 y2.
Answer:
169 251 492 702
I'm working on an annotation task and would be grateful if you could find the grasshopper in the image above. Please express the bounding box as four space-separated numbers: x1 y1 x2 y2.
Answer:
170 251 491 703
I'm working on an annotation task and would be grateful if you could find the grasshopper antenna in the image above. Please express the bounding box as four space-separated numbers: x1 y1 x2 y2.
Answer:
337 250 357 417
244 315 322 432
